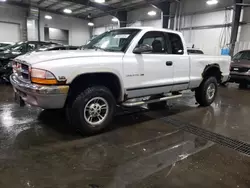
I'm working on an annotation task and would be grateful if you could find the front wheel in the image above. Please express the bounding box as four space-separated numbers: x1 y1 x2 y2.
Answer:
195 77 218 106
70 86 116 135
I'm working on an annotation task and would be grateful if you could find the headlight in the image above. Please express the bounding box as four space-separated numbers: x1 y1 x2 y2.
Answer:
31 68 58 85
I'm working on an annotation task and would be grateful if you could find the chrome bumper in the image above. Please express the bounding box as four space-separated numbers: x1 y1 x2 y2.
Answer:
10 74 69 109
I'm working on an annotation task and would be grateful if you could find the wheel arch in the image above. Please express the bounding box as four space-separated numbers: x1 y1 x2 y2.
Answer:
202 64 222 83
67 72 124 103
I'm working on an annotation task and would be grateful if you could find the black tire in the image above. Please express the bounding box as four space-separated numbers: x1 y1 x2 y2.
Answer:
69 86 116 135
239 82 248 89
195 77 218 107
147 95 166 110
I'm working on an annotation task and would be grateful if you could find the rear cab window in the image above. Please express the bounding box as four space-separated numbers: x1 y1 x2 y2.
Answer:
188 49 204 54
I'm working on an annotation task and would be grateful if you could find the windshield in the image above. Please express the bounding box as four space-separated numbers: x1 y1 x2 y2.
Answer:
83 29 140 52
233 51 250 61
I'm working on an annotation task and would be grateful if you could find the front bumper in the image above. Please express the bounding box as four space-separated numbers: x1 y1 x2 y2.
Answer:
229 72 250 83
10 74 69 109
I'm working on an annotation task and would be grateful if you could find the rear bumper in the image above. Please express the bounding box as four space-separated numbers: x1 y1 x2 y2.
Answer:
10 74 69 109
229 73 250 83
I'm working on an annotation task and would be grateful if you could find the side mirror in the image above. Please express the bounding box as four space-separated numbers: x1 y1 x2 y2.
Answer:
133 44 152 54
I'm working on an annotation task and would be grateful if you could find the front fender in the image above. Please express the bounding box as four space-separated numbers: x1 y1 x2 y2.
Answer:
67 68 125 101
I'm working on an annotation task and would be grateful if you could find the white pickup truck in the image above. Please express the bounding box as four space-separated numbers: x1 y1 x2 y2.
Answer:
10 27 230 134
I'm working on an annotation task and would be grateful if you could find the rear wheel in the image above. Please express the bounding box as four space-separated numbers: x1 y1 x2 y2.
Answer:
195 77 218 106
69 86 116 135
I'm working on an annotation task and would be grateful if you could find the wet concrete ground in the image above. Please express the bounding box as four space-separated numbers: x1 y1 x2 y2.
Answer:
0 84 250 187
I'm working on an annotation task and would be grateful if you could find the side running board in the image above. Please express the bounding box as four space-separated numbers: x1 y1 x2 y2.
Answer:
122 94 182 107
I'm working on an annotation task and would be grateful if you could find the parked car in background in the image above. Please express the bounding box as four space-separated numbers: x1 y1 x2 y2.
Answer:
0 42 15 52
0 41 57 82
187 48 204 54
11 27 230 135
229 50 250 88
34 45 79 52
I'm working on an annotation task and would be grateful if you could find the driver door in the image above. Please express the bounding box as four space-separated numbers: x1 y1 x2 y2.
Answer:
123 31 174 98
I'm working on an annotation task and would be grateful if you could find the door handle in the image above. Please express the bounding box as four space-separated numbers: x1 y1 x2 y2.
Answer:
166 61 173 66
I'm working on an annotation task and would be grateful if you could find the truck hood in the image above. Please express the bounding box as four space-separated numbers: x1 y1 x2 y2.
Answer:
15 50 121 65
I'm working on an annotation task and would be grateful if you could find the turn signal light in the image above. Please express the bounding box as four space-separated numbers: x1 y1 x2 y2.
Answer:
31 77 58 85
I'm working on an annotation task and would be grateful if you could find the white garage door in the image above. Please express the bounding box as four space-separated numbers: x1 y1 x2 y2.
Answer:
0 22 20 42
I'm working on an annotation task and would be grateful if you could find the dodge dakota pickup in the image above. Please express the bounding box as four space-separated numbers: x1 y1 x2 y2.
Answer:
10 27 231 134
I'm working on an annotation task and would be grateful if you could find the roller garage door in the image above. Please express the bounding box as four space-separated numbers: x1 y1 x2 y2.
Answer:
0 22 20 42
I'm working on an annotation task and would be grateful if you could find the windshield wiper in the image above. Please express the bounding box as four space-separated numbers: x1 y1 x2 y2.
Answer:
92 45 106 51
104 49 117 52
88 45 118 52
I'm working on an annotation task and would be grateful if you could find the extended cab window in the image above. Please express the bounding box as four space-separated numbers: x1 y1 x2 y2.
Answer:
166 33 184 55
137 31 166 53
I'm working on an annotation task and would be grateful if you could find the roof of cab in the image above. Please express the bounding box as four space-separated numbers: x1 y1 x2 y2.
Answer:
114 27 182 35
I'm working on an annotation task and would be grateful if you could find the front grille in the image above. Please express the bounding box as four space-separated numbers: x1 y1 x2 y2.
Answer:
21 63 29 71
14 60 30 82
21 72 29 80
231 67 249 73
